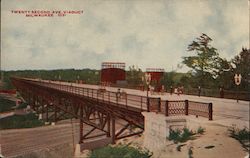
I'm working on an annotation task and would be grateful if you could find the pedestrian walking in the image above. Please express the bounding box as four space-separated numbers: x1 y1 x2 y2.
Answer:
116 88 121 102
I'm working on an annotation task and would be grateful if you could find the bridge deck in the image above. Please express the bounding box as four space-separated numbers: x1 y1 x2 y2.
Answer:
18 78 155 113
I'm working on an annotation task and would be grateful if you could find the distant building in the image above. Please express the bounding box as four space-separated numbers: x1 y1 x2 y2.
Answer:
101 62 126 85
146 68 164 92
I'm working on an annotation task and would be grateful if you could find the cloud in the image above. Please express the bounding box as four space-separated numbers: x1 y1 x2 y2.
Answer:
1 0 249 72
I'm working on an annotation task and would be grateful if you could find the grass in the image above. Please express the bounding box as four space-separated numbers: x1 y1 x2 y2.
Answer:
197 126 205 134
168 127 195 143
0 113 44 129
168 127 205 144
228 125 250 150
0 96 16 112
88 145 152 158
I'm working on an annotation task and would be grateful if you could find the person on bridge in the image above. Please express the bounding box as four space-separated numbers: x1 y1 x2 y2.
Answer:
116 88 121 102
161 85 165 95
198 86 201 97
170 86 173 95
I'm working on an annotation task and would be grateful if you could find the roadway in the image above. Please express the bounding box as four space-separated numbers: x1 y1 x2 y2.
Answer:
0 119 127 158
38 79 249 128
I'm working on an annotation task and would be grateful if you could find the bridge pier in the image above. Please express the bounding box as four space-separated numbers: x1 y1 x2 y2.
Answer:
142 112 204 152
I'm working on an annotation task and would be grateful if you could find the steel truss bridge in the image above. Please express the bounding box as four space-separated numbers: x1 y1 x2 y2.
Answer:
10 77 212 151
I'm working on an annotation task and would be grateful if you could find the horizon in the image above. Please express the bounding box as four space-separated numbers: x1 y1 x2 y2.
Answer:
1 0 249 72
2 67 188 73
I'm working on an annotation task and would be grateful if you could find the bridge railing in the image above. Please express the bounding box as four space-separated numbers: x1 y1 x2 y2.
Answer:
160 100 212 120
12 78 213 120
21 78 150 112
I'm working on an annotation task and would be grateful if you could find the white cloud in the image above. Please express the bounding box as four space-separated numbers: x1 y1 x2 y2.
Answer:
1 0 248 72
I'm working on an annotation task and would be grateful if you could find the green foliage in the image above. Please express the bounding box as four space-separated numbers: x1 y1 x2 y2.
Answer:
182 34 249 91
88 145 152 158
231 48 250 91
2 69 100 90
168 127 195 143
182 33 223 88
228 126 250 141
197 126 205 134
168 129 182 143
228 126 250 150
181 128 195 141
0 96 16 112
215 58 233 89
0 113 44 129
160 72 189 90
161 72 175 88
126 65 144 87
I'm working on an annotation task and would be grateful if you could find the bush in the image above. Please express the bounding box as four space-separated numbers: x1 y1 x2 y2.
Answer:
88 145 152 158
197 126 205 134
0 113 44 129
180 128 195 142
228 126 250 150
0 96 16 112
168 127 196 143
169 129 182 143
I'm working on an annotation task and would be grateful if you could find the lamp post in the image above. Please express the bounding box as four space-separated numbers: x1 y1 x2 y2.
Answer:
142 73 151 111
234 74 242 103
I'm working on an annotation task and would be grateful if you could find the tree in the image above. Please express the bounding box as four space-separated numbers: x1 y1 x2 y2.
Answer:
182 33 222 87
216 58 233 89
231 47 250 91
160 71 175 89
126 65 144 87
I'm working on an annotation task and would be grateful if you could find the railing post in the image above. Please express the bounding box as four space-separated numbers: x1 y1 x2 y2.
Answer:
158 97 161 112
209 103 213 120
185 100 189 115
147 98 150 112
165 100 169 116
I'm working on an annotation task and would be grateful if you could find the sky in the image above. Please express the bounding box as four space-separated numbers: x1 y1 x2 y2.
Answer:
1 0 249 72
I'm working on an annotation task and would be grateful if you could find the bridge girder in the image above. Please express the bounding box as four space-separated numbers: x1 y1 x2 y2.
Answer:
11 77 145 145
